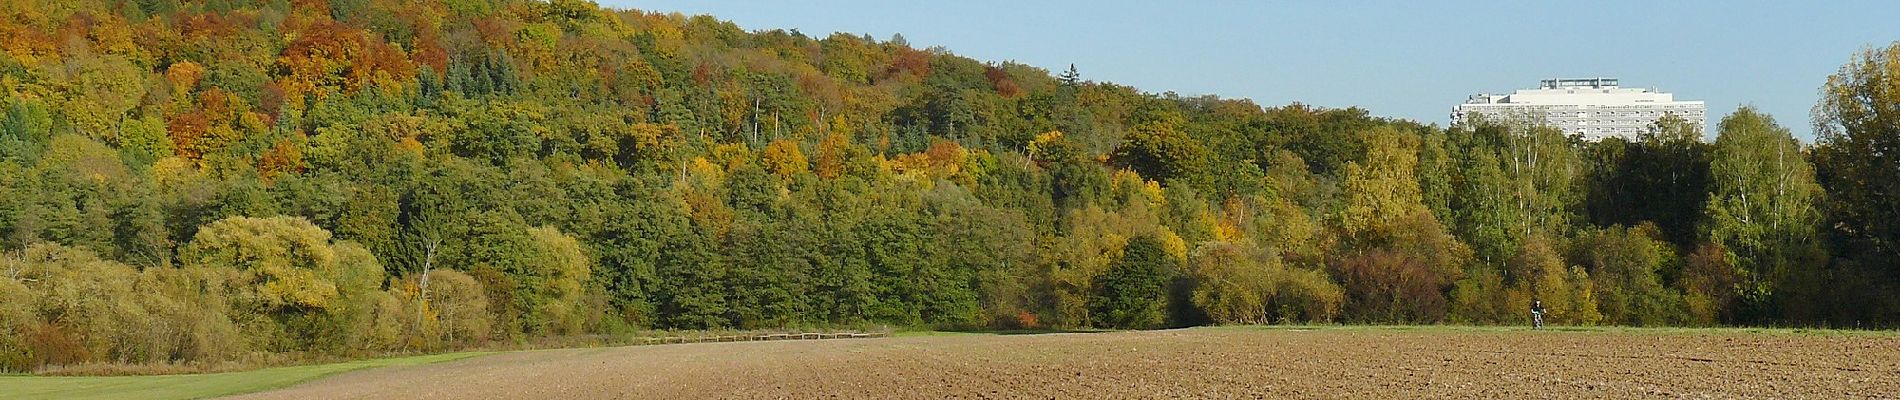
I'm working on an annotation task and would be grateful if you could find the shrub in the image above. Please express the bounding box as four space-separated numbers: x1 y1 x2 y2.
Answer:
0 276 33 372
1186 242 1343 324
1274 267 1344 323
0 244 245 370
1331 249 1449 323
1570 225 1686 326
180 216 390 353
393 269 492 349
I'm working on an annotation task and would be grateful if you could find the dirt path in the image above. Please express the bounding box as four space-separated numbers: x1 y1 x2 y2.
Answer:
227 327 1900 399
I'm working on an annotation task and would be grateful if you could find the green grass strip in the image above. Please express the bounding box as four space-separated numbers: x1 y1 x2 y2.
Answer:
0 352 491 400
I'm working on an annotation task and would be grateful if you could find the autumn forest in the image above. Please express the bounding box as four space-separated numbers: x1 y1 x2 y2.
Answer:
2 0 1898 372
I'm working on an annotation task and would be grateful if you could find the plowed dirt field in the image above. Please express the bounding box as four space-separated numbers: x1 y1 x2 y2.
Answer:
228 326 1900 399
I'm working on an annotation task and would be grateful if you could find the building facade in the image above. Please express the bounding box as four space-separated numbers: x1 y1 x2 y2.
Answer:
1451 78 1705 141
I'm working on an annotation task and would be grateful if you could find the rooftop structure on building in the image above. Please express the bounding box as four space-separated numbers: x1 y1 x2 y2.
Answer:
1451 78 1705 141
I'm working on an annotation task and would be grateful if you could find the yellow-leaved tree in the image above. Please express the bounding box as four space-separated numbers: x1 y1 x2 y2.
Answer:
181 216 391 353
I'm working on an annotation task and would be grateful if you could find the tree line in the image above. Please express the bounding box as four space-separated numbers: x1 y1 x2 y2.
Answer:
1 0 1896 372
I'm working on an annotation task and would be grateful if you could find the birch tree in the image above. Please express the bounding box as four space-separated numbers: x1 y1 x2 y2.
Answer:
403 205 446 338
1705 107 1822 316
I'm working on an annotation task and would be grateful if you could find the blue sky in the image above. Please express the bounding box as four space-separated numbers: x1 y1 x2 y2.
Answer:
602 1 1897 140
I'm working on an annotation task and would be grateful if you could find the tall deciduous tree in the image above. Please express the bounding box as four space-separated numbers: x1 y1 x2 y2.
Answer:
1338 126 1427 243
1447 117 1581 280
1815 42 1900 255
1111 116 1211 187
1812 41 1900 323
1705 107 1824 321
1333 127 1469 323
398 203 446 339
1584 115 1710 247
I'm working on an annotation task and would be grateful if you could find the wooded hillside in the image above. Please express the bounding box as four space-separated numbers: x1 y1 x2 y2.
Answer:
2 0 1896 371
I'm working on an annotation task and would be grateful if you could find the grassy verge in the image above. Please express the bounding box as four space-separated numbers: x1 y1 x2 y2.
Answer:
0 351 491 400
0 327 894 399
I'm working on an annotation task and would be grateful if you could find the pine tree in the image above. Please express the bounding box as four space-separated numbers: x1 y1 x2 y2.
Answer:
1059 64 1081 87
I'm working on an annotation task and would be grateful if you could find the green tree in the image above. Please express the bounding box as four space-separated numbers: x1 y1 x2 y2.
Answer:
1046 137 1110 211
1584 115 1710 247
0 100 54 163
1815 42 1900 255
725 218 813 328
1446 117 1582 301
1704 107 1824 322
652 218 730 329
1812 43 1900 326
925 184 1035 328
1570 225 1685 326
519 226 592 335
1089 235 1176 329
1111 116 1211 187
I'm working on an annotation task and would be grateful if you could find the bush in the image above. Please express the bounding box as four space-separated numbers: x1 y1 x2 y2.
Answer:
1679 244 1730 325
1329 211 1468 324
393 269 492 349
331 243 401 354
1186 242 1342 325
1331 249 1448 323
1275 267 1344 323
1448 267 1513 324
0 276 32 372
1570 225 1687 326
10 244 156 367
1187 242 1273 324
137 267 242 364
180 216 389 353
0 244 244 370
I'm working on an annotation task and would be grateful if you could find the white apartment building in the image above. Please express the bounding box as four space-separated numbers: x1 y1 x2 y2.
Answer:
1451 78 1705 141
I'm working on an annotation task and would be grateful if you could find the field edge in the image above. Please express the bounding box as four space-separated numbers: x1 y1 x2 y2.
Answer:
0 351 493 400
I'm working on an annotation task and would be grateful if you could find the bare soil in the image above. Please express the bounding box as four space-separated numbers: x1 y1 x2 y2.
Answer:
227 327 1900 399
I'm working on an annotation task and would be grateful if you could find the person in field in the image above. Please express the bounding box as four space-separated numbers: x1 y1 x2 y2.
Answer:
1530 299 1546 329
